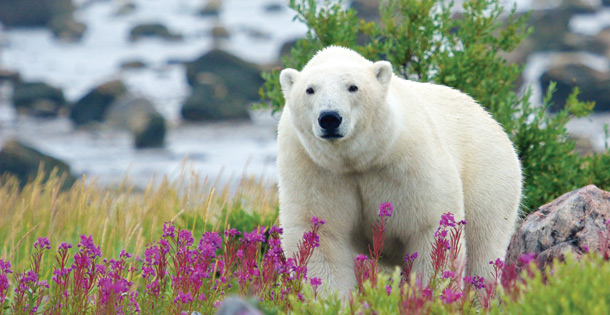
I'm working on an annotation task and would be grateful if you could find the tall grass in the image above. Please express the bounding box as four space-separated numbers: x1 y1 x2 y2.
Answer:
0 168 278 273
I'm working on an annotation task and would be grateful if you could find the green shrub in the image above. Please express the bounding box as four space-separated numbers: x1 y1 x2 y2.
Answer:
259 0 610 213
495 253 610 314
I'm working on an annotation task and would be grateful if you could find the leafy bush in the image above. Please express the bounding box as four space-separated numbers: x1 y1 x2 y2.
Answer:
259 0 610 213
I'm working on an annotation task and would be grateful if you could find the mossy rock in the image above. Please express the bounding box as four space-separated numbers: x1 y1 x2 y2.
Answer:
12 81 68 117
70 80 128 125
181 84 249 121
185 49 263 101
0 139 75 189
129 23 182 42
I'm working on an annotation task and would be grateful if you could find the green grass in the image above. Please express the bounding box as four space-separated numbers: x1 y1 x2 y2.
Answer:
0 169 278 273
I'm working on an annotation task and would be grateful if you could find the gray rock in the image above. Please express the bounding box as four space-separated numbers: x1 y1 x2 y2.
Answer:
114 2 137 16
350 0 380 22
129 23 183 42
0 70 21 84
200 0 223 17
49 16 87 42
185 49 263 100
506 185 610 270
540 58 610 112
181 83 250 121
70 80 129 125
0 0 85 41
215 296 262 315
0 0 74 27
120 60 147 70
263 2 285 13
182 49 263 121
0 139 76 189
12 81 68 117
106 96 166 148
211 25 231 40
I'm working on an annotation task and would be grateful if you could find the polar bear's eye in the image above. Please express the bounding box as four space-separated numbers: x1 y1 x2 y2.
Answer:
306 87 315 95
349 85 358 93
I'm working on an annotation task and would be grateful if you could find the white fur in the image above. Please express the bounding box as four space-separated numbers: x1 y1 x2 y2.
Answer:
277 46 522 296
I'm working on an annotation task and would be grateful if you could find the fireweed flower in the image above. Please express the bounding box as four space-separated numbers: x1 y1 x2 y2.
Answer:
34 237 51 250
173 291 193 304
78 234 102 258
310 216 326 228
269 225 284 235
441 287 463 304
162 222 176 238
464 275 486 289
378 202 394 218
519 253 536 265
59 242 72 250
443 270 456 279
178 229 194 247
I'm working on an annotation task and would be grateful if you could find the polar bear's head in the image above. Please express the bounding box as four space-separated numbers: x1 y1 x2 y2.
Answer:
279 46 396 172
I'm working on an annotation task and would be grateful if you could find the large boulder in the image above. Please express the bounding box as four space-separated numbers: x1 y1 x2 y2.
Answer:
540 59 610 112
182 49 263 121
0 0 72 27
70 80 128 126
0 70 21 84
0 0 85 41
350 0 380 22
506 185 610 270
200 0 223 17
105 97 166 148
185 49 263 100
12 81 68 117
0 139 76 188
181 83 250 121
129 23 182 42
49 15 87 41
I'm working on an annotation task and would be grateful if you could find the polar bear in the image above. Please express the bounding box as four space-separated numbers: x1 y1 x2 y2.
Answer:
277 46 522 295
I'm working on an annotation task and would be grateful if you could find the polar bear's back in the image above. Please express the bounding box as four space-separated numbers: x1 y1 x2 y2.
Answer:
391 78 522 203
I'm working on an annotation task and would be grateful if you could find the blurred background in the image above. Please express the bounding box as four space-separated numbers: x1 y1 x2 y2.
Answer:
0 0 608 188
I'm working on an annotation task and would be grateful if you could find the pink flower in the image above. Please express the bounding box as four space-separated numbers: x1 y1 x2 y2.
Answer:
224 228 240 238
489 258 504 270
178 230 194 247
269 225 284 235
244 227 265 243
33 237 51 250
441 288 463 304
310 277 322 286
0 259 11 274
310 216 326 227
355 254 369 263
58 242 72 250
443 270 455 279
173 291 193 304
378 202 394 218
464 275 485 289
440 213 456 228
385 284 392 296
162 222 175 238
519 253 536 265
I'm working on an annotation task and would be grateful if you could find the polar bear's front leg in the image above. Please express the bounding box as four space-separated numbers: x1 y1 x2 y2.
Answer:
282 224 358 296
278 166 361 296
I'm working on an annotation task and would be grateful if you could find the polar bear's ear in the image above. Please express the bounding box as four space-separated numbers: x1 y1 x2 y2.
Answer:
279 68 299 96
373 61 392 85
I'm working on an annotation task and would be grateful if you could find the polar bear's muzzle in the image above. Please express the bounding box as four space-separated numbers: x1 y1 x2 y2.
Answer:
318 111 344 140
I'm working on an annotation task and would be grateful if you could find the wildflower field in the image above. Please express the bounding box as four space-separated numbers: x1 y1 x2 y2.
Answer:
2 172 610 314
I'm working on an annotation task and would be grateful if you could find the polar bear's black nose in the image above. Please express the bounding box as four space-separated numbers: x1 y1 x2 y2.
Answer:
318 111 342 130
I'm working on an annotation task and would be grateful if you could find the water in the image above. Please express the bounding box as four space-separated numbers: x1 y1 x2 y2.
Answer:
0 0 305 187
